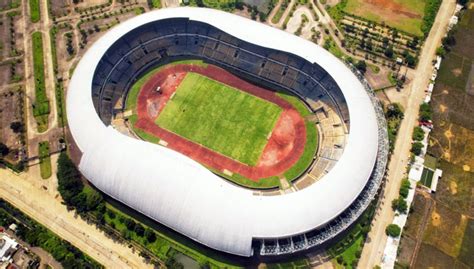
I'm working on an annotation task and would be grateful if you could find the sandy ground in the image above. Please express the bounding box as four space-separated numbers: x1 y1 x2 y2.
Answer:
357 1 457 268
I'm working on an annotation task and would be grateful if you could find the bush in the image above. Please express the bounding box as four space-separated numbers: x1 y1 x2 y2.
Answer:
0 143 9 158
411 141 423 156
10 121 24 133
399 179 411 198
355 60 367 74
386 224 401 237
144 228 156 243
419 103 432 122
392 197 408 214
134 223 145 237
386 103 404 119
412 126 424 141
124 218 136 231
106 209 116 219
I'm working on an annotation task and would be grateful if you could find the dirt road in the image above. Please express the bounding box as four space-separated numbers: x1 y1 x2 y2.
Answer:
357 1 456 268
0 169 153 269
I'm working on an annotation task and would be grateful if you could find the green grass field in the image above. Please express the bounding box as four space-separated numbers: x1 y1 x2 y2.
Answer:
32 32 49 133
38 141 51 179
29 0 40 22
156 72 282 166
125 60 207 113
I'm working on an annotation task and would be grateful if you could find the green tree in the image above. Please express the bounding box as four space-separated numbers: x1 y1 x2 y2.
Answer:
144 228 156 243
412 126 424 141
392 197 408 213
355 60 367 74
411 142 423 156
385 224 401 237
134 223 145 237
0 143 9 158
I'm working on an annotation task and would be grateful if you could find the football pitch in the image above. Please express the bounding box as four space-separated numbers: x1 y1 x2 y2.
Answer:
156 72 282 166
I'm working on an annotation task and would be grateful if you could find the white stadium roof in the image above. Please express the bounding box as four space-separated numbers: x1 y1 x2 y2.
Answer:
67 7 380 257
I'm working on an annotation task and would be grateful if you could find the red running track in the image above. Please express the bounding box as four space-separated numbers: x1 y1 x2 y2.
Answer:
135 64 307 181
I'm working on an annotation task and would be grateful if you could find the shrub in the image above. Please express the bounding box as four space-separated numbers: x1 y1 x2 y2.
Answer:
412 126 424 141
385 224 401 237
411 141 423 156
10 121 25 133
144 228 156 243
392 197 408 214
399 179 411 198
419 103 432 121
106 210 116 219
0 143 9 158
134 223 145 237
355 60 367 74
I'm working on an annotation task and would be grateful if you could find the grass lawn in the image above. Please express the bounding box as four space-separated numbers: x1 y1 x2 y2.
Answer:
29 0 40 22
125 60 207 112
156 72 282 166
459 218 474 268
38 141 51 179
32 31 49 132
104 202 241 268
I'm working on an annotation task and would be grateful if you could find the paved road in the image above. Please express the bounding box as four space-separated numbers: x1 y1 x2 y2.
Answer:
357 1 457 268
0 169 153 269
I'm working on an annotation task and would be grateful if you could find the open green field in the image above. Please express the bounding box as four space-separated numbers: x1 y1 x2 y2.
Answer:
38 141 51 179
156 72 282 166
29 0 40 22
32 31 49 132
125 60 207 113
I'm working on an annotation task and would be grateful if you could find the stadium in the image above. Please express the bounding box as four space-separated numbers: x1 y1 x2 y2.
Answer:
67 7 388 257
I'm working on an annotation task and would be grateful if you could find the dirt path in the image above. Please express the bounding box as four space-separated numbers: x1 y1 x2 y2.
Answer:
357 1 457 268
270 0 297 28
0 169 153 269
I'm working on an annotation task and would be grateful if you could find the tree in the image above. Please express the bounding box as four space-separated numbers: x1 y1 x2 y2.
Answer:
10 121 24 133
385 224 401 237
384 46 394 58
405 53 416 68
57 153 84 205
386 103 404 119
134 223 145 237
392 197 408 214
436 46 446 57
355 60 367 74
144 228 156 243
411 142 423 156
399 179 411 198
0 143 9 158
419 103 432 122
124 218 136 231
412 126 424 141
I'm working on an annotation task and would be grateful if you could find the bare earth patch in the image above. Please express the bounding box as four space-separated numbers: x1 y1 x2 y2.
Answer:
431 211 441 227
462 164 470 171
450 180 458 195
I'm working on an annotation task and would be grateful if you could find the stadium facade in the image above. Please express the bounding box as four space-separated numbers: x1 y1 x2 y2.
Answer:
67 7 388 257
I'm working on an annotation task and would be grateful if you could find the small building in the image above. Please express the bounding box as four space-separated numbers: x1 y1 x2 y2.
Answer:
0 234 19 263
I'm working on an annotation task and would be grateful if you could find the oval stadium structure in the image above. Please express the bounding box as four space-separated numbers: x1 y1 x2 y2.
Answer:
67 7 388 257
